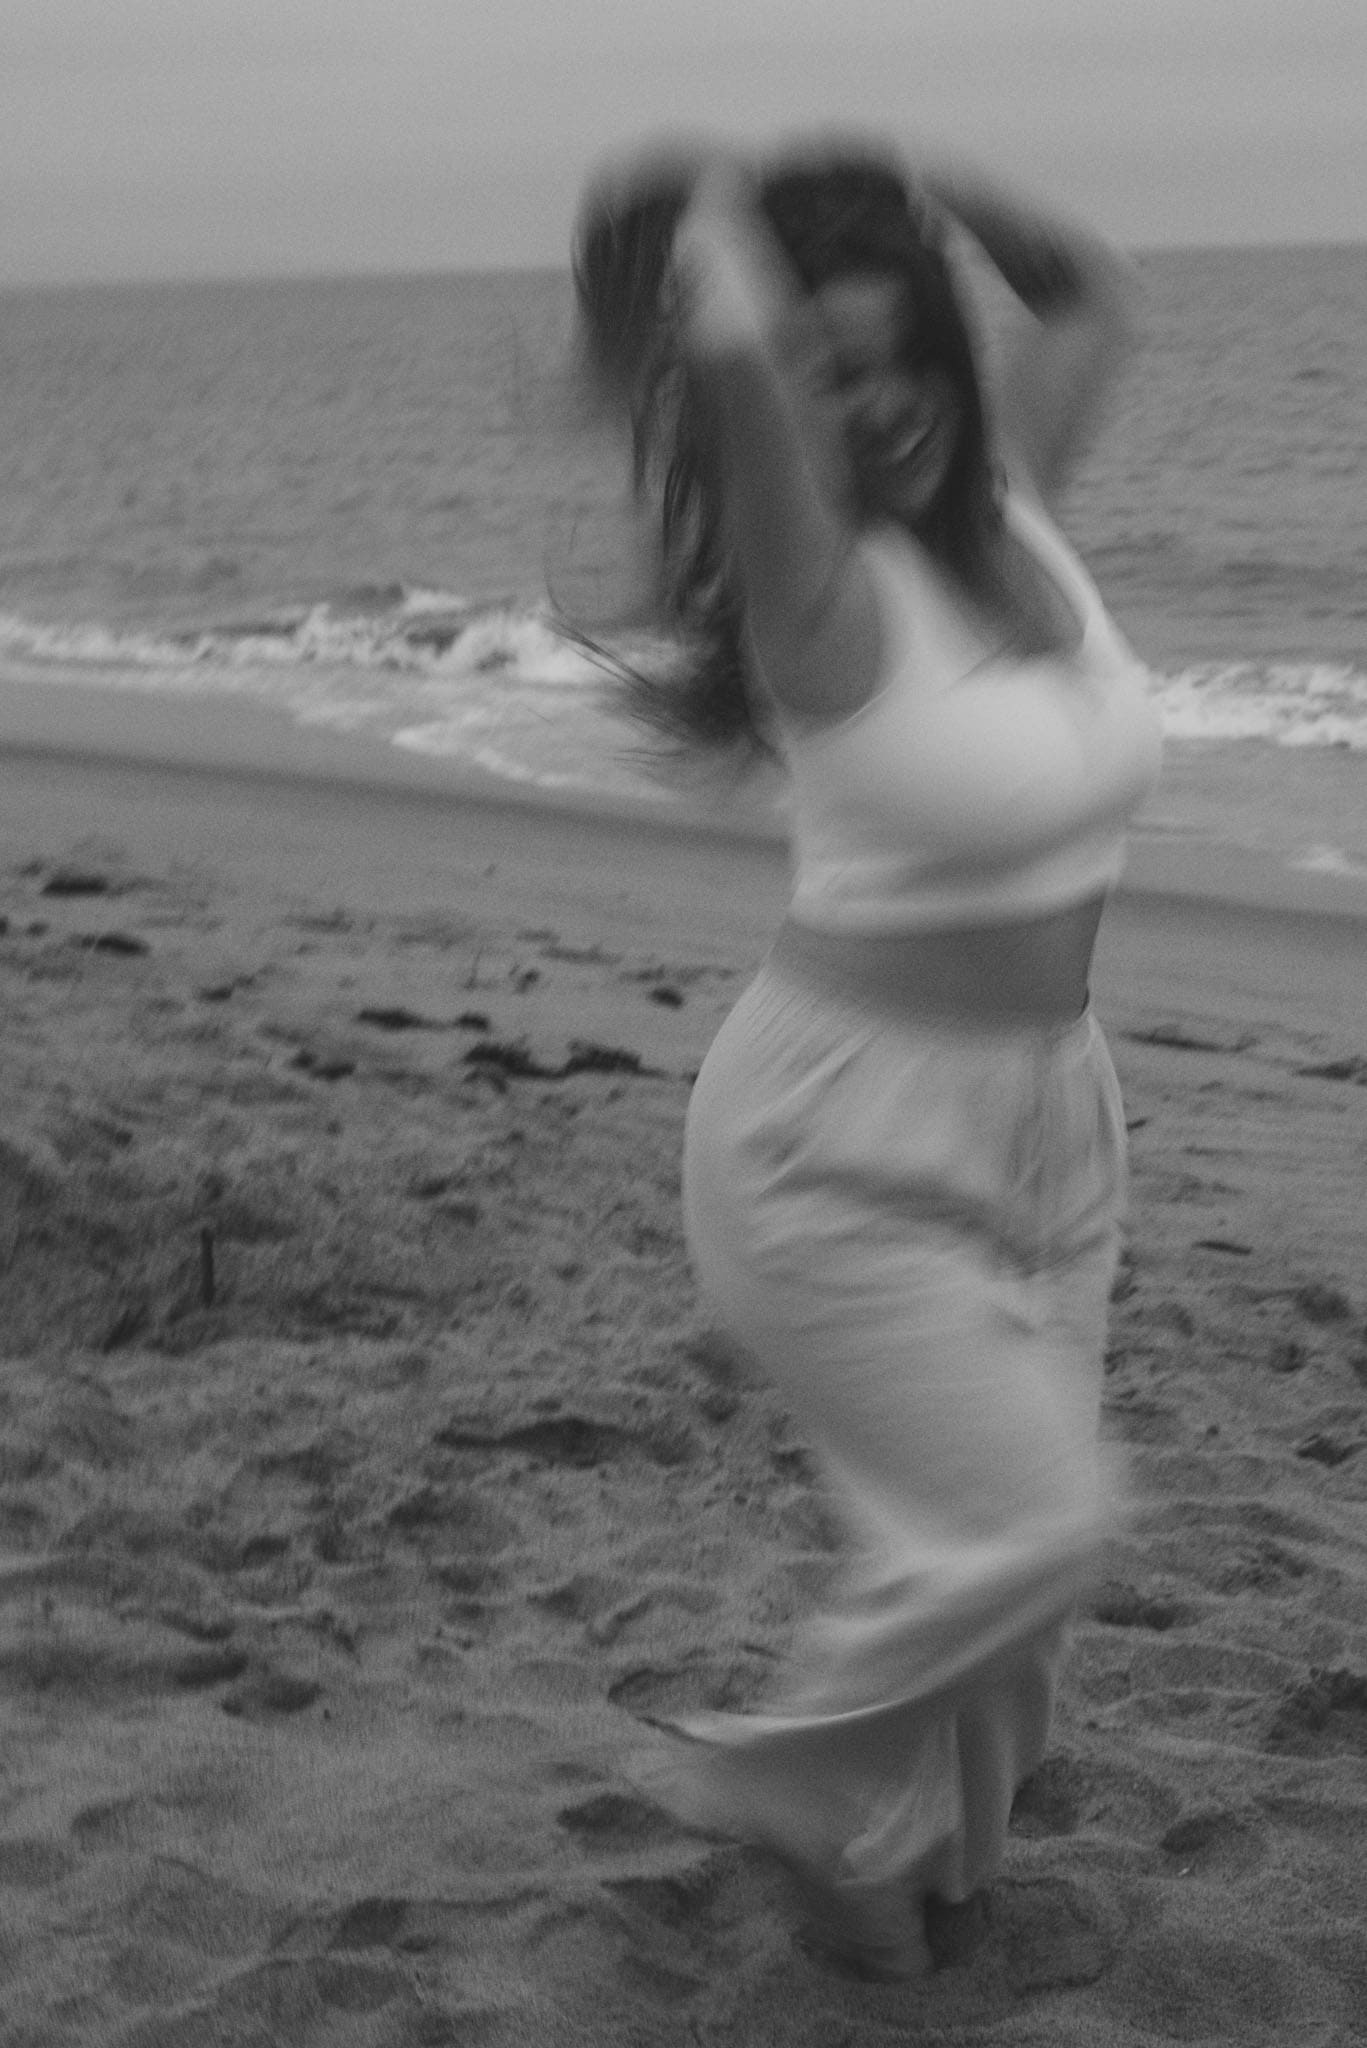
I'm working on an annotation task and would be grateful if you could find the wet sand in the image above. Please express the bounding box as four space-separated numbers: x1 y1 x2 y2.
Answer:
0 727 1364 2046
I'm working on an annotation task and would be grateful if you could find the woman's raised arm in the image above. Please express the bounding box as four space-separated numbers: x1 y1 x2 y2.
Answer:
921 168 1139 504
671 167 884 723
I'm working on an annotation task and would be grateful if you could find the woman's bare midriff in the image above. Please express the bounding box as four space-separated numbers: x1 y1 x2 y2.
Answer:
769 891 1107 1027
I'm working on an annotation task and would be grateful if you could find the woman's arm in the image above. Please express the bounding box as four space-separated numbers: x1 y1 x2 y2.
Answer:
671 169 884 722
922 168 1140 503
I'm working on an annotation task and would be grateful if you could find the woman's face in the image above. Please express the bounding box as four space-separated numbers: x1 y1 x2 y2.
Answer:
810 272 960 525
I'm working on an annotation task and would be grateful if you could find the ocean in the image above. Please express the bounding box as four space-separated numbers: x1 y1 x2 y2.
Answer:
1 247 1364 897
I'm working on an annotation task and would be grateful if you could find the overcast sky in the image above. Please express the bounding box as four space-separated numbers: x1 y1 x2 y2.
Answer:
2 0 1363 286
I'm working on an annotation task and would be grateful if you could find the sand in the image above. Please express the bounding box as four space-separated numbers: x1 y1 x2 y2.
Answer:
0 712 1365 2047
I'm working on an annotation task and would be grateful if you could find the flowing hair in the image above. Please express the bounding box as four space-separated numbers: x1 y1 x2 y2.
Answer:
572 146 1002 760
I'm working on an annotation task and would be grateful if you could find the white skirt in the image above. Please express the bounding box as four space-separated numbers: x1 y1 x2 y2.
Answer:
647 950 1128 1909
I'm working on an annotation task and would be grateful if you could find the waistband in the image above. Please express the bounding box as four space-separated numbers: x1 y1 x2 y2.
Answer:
768 907 1099 1033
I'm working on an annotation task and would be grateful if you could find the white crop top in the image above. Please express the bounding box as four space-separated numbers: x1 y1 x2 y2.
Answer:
780 495 1163 932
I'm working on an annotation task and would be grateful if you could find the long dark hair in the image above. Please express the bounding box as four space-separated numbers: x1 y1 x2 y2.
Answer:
572 146 1001 759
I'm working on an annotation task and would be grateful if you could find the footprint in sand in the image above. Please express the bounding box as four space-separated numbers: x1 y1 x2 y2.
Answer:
603 1854 748 1999
219 1665 322 1719
75 930 151 957
172 1644 251 1690
305 1957 415 2015
1131 1447 1288 1498
435 1408 698 1472
556 1789 681 1853
1126 1638 1294 1696
0 1836 77 1889
975 1875 1117 1994
1213 1541 1317 1596
1010 1752 1181 1842
912 1873 1123 2021
1099 1927 1299 2041
104 1938 209 2010
71 1796 153 1852
121 1856 278 1962
275 1888 448 1964
385 1479 519 1557
438 1413 637 1467
1261 1790 1367 1851
528 1571 620 1624
1287 1282 1354 1325
1236 1499 1329 1544
530 1571 714 1650
1140 1496 1331 1597
608 1650 778 1720
1269 1336 1311 1374
1295 1431 1361 1468
1265 1666 1367 1758
326 1895 413 1949
288 1046 356 1082
432 1555 507 1631
1295 1054 1367 1085
1159 1807 1268 1878
157 1952 414 2033
1101 1392 1183 1446
1091 1582 1196 1633
38 867 120 898
1109 1637 1305 1741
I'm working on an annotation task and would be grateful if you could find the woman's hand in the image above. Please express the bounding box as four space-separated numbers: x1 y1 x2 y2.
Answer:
670 156 795 360
679 152 758 231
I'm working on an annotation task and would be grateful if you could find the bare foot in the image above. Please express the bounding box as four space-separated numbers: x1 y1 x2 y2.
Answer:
626 1732 933 1979
784 1860 933 1981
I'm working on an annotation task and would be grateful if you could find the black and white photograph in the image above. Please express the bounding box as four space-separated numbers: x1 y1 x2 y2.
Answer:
0 5 1363 2041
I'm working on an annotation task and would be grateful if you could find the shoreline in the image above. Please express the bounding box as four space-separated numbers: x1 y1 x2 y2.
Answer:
4 667 1367 931
2 705 1364 1061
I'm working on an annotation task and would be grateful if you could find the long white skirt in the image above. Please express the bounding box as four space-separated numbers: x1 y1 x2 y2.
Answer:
649 952 1127 1908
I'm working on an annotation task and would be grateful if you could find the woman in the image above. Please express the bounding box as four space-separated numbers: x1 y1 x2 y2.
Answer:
574 144 1161 1978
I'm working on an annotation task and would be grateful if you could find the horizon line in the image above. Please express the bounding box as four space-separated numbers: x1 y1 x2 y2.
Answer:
2 235 1365 298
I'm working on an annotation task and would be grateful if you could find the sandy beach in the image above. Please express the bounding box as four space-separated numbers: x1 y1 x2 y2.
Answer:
1 696 1365 2047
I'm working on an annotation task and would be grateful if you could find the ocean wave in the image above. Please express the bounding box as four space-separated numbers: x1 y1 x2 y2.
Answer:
1288 842 1367 881
3 600 1367 759
0 592 665 688
1148 661 1367 750
0 589 554 676
0 595 676 800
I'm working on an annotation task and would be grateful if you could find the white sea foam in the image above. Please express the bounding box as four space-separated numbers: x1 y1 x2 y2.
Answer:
1146 661 1367 750
5 604 1367 776
0 597 667 796
4 596 1365 889
1287 842 1367 881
